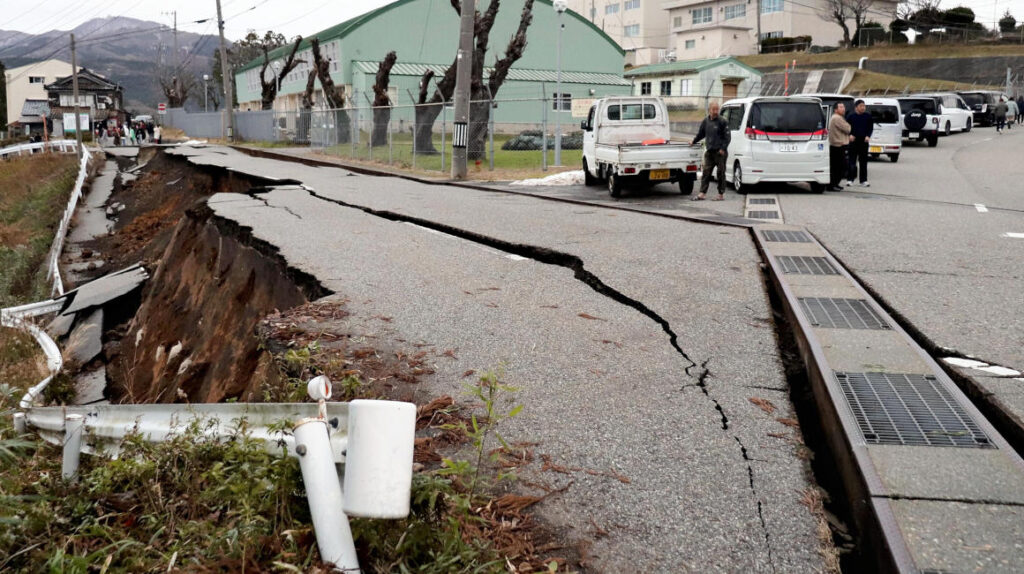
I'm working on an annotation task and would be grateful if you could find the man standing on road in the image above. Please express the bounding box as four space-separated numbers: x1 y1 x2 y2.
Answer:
690 101 731 201
827 103 851 192
846 100 873 187
1006 98 1019 130
994 97 1008 134
1017 95 1024 125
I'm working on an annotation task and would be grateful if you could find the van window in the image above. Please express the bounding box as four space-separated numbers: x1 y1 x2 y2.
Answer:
748 102 824 133
899 99 937 114
585 105 596 129
960 93 984 107
607 103 657 121
723 105 745 130
865 104 899 124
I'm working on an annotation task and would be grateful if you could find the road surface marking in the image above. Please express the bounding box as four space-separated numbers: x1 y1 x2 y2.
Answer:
975 204 988 213
1002 232 1024 238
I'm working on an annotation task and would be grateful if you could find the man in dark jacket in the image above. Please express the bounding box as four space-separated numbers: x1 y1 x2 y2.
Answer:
690 101 731 201
1017 96 1024 125
846 100 873 187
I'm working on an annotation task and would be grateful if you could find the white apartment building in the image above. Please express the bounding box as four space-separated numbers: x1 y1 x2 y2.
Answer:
4 59 78 129
662 0 899 60
567 0 673 66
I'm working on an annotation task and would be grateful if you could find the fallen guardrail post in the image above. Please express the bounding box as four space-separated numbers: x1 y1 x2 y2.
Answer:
13 412 27 434
62 413 84 480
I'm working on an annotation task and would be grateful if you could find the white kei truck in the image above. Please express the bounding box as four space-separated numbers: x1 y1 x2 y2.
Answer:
580 96 702 198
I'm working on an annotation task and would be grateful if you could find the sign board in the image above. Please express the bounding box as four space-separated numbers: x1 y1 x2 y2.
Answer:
158 103 167 115
62 112 91 133
571 98 595 118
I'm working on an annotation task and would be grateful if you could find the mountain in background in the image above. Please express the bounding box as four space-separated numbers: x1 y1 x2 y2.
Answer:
0 16 224 114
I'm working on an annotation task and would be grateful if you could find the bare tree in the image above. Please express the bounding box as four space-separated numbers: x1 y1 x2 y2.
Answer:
259 36 304 110
414 0 535 155
158 67 197 108
310 37 350 143
820 0 874 46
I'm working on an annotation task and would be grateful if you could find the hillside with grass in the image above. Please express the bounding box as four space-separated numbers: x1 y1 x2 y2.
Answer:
739 43 1024 70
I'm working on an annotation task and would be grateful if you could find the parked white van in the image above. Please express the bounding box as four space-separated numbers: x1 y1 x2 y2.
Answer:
861 98 903 163
719 96 830 193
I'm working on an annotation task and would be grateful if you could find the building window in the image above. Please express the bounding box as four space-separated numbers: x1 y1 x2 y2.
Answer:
591 7 596 19
685 39 696 49
760 30 783 40
59 94 91 107
761 0 783 14
660 81 672 96
605 3 619 14
672 16 682 27
724 4 746 20
692 7 712 25
29 76 45 84
680 78 693 95
552 93 571 111
624 24 640 37
624 0 640 9
640 82 652 95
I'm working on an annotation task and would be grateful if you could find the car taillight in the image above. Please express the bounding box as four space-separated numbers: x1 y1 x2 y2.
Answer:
745 127 768 141
811 129 827 140
623 167 636 174
931 117 938 124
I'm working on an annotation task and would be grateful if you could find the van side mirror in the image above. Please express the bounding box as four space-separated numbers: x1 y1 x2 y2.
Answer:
580 120 589 131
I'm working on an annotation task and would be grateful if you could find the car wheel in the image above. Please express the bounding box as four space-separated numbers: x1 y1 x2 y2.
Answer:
583 159 597 186
888 153 900 163
732 162 747 194
679 173 695 195
608 173 622 198
810 182 825 194
944 121 951 136
965 118 972 132
927 135 938 147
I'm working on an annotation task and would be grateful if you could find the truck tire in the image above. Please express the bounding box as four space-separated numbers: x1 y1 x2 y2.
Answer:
679 173 695 195
965 118 972 132
608 173 622 198
583 159 598 186
888 153 900 163
927 135 938 147
810 182 825 194
944 121 951 136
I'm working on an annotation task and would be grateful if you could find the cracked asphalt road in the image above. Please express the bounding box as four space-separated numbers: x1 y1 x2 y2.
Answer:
168 145 826 572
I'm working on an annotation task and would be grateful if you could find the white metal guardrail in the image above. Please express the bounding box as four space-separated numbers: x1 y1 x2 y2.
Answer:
1 303 64 410
0 139 80 159
12 379 415 572
47 142 91 297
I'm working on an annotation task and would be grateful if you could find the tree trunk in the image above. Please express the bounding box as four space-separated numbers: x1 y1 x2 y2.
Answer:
260 36 304 111
310 37 350 144
371 51 397 147
414 101 443 154
297 68 317 143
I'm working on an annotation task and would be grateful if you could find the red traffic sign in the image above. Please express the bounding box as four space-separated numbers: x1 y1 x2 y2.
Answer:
158 103 166 111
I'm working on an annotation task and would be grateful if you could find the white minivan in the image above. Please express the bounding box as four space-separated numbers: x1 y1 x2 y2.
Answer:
719 97 830 193
862 98 903 163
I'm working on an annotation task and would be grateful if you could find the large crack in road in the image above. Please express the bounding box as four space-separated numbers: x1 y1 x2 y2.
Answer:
259 183 779 570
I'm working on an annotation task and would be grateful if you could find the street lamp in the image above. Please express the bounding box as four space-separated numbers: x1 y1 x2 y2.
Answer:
203 74 210 112
553 0 567 166
272 61 282 110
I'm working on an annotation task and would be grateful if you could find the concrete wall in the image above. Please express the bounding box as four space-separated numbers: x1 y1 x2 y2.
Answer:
4 60 75 126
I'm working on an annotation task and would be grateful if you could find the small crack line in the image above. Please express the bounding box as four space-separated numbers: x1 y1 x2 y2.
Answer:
245 189 304 220
736 435 776 574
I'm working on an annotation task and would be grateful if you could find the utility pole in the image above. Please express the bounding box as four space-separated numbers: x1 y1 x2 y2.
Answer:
71 34 82 159
215 0 235 141
163 11 178 105
756 0 762 53
451 0 475 179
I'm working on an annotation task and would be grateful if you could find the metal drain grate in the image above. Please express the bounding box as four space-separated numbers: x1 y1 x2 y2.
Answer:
835 372 994 448
749 198 777 205
747 211 780 219
777 255 838 275
762 229 810 243
799 297 891 330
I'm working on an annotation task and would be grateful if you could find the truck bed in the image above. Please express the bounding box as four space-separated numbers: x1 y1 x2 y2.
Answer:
594 141 702 166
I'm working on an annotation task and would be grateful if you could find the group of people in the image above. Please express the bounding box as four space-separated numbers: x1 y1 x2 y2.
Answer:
95 121 161 147
993 96 1022 134
827 100 874 192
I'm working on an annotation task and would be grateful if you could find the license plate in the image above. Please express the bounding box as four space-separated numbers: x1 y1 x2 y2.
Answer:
869 146 882 153
908 132 919 138
649 169 670 180
777 143 799 152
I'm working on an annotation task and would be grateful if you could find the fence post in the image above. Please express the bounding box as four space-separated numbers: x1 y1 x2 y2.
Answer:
62 413 84 480
363 92 374 162
541 84 548 172
293 418 360 572
486 86 495 172
350 95 357 159
441 96 447 173
389 109 394 166
407 90 418 170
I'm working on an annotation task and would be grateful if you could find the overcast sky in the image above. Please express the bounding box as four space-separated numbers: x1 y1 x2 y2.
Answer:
1 0 1021 39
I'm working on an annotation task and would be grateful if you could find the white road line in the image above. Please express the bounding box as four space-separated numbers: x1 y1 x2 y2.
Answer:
1002 232 1024 238
975 204 988 213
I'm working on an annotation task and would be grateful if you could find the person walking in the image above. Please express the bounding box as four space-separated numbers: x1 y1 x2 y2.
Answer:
154 124 162 145
1017 95 1024 125
690 100 731 201
846 99 873 187
994 97 1008 134
1006 98 1019 131
827 103 851 192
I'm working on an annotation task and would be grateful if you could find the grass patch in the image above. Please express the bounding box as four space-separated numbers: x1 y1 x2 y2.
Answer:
0 327 47 393
738 43 1024 69
0 153 79 307
843 70 999 95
